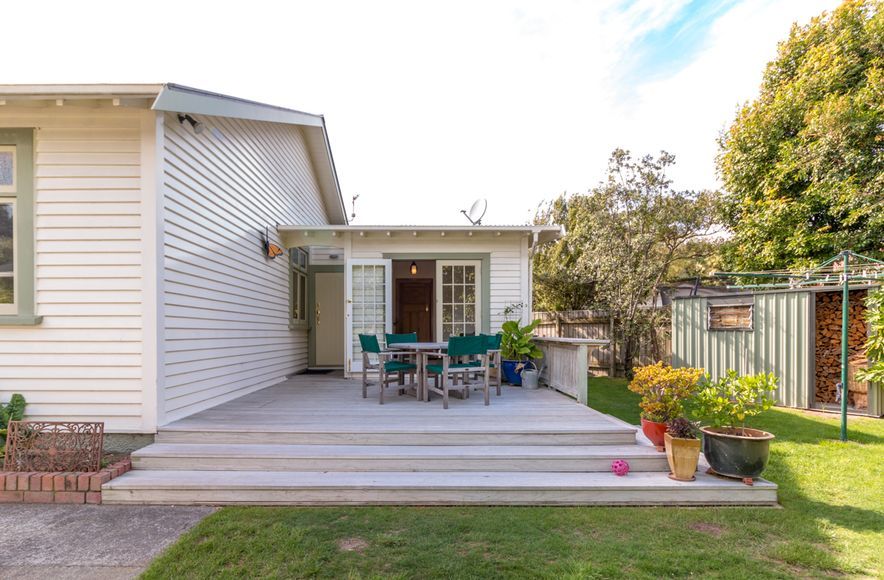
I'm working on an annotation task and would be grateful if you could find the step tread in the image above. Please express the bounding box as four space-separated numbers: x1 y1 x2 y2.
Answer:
134 443 662 460
158 423 637 435
106 469 777 492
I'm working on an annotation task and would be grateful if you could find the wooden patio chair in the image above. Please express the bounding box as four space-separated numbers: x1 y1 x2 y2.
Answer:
359 334 417 404
481 333 503 396
423 335 490 409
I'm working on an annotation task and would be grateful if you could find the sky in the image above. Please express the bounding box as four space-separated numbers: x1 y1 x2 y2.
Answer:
6 0 839 226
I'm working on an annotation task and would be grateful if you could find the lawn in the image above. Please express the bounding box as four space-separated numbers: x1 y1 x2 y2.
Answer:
143 378 883 579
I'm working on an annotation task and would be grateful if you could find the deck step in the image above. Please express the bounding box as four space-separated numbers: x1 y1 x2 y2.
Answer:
155 428 637 446
102 470 778 506
132 443 669 472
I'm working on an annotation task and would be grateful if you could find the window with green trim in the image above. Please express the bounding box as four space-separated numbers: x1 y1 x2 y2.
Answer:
291 248 308 323
0 130 38 325
0 200 14 314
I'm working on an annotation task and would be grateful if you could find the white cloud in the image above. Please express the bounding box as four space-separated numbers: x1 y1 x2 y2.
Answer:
3 0 839 225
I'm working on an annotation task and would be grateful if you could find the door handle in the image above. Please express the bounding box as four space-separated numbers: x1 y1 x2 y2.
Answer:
315 302 321 324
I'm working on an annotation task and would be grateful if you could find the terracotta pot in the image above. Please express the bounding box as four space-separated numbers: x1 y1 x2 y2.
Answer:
640 418 667 451
664 432 701 481
701 426 774 483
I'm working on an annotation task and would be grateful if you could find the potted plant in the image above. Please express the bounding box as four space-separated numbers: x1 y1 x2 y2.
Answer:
664 417 701 481
628 363 704 451
693 370 777 485
1 393 26 457
500 319 544 386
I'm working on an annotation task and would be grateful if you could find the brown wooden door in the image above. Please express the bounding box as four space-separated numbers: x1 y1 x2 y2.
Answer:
397 279 433 341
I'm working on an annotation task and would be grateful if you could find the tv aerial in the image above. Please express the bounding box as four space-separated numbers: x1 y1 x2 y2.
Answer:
460 199 488 226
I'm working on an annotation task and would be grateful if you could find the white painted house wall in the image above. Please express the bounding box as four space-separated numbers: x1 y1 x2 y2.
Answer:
160 112 331 424
348 235 532 330
0 106 152 432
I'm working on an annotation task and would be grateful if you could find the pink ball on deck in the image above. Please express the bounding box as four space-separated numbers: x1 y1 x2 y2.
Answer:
611 459 630 476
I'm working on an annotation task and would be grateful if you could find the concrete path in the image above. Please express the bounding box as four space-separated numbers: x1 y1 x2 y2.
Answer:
0 504 214 579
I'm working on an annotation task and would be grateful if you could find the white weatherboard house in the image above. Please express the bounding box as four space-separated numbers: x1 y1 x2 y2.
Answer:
0 84 777 505
0 83 557 435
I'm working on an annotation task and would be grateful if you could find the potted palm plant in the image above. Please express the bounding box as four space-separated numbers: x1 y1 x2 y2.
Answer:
500 319 544 386
628 363 704 451
694 370 777 485
665 417 701 481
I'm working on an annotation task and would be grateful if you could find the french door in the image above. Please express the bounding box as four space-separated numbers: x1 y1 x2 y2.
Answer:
345 259 392 373
435 260 481 340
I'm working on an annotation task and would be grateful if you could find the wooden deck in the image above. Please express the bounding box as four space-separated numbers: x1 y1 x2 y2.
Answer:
104 374 778 506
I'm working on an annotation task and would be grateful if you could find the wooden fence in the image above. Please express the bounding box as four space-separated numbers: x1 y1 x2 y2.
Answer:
531 309 671 376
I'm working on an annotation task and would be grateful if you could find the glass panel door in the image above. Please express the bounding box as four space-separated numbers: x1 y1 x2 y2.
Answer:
436 260 481 340
346 259 392 373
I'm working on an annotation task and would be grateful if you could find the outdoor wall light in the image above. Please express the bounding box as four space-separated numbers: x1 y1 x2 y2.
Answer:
177 113 205 135
410 261 418 275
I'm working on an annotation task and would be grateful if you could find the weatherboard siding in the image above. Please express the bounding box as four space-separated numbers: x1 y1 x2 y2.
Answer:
0 107 148 431
161 112 329 424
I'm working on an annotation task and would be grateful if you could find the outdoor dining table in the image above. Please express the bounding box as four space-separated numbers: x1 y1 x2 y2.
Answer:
387 342 448 401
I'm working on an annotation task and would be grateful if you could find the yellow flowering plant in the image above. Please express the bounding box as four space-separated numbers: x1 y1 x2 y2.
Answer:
627 362 705 423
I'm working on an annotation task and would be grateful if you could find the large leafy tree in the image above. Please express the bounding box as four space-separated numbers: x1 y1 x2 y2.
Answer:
718 0 884 271
536 149 721 375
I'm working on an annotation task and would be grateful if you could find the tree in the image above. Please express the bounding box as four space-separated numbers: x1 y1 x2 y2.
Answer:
537 149 721 375
532 196 597 311
717 0 884 271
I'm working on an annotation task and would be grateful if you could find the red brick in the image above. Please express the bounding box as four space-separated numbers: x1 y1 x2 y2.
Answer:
85 491 102 504
65 474 78 491
17 473 33 491
0 490 23 502
77 473 96 491
0 473 6 490
53 473 67 491
90 472 111 492
5 475 17 491
23 491 54 504
42 473 56 491
54 491 85 504
29 473 43 492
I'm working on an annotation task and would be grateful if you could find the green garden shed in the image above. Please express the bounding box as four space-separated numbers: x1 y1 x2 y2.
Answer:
671 285 882 417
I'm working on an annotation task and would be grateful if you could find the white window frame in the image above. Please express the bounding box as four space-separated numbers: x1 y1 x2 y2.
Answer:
291 248 309 325
345 258 392 374
0 146 16 193
0 198 16 316
435 259 481 340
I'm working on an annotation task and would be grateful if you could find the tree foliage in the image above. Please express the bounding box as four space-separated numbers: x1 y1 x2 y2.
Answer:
717 0 884 271
535 149 721 374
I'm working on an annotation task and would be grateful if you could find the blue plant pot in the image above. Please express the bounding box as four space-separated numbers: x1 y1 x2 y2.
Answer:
502 360 533 385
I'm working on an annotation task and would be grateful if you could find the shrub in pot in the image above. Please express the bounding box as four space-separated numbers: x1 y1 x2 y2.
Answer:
665 417 700 481
628 363 704 451
0 393 26 456
693 370 777 485
500 319 544 386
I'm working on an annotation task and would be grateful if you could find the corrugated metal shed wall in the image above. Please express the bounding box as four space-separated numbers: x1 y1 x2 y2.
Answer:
672 291 812 409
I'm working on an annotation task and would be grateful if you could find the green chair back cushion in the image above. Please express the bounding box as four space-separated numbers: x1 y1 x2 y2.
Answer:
447 335 486 357
385 332 418 347
358 334 381 354
481 333 502 350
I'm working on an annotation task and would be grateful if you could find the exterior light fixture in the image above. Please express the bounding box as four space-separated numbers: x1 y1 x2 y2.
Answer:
177 113 205 134
410 261 418 275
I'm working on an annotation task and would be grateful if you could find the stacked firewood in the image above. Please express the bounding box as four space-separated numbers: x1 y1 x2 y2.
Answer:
815 290 868 406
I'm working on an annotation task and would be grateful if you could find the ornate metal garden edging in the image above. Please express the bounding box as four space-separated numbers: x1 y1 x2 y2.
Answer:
3 421 104 472
715 250 884 441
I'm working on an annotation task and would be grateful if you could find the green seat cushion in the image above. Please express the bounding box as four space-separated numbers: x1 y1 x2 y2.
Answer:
426 361 485 374
384 360 417 373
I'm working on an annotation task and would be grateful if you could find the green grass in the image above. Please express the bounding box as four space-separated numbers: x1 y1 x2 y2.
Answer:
143 379 883 579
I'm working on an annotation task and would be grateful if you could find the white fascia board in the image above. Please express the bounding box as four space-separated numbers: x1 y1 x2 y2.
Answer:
0 84 163 99
152 84 324 127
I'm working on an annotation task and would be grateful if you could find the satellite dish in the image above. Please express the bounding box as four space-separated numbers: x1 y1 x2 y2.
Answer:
460 199 488 226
